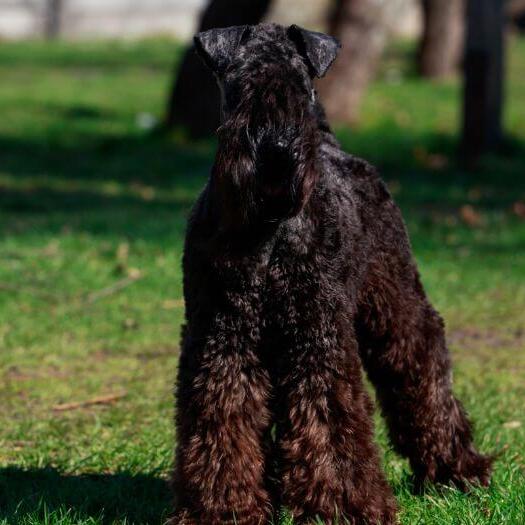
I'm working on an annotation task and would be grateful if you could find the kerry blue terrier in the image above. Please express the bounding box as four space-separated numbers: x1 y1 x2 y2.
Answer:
171 23 492 525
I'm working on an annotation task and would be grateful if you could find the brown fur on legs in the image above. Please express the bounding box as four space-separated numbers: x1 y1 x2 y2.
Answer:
266 243 397 525
356 236 492 491
172 22 491 525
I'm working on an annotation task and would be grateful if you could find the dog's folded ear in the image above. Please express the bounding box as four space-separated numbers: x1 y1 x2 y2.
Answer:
287 24 341 78
194 25 250 75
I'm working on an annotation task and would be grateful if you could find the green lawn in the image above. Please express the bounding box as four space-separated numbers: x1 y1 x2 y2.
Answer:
0 37 524 525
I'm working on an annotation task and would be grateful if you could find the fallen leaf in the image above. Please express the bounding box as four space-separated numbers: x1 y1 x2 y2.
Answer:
512 201 525 219
130 182 155 201
468 187 483 201
459 204 483 227
426 153 449 170
12 440 34 450
413 147 448 170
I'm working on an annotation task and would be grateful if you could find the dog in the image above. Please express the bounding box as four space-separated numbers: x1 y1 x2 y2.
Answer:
171 23 492 525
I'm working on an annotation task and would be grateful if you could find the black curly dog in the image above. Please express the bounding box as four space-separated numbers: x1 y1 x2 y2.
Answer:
171 23 492 525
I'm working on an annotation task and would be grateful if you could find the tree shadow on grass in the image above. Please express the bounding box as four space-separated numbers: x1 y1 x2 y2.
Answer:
0 133 213 241
0 467 171 524
0 134 213 189
1 125 524 244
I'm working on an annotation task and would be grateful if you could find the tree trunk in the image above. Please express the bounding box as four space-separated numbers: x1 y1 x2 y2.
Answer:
418 0 465 79
317 0 389 126
462 0 505 160
508 0 525 18
45 0 63 39
164 0 272 138
508 0 525 32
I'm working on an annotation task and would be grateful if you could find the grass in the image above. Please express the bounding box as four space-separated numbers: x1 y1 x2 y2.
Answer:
0 36 524 524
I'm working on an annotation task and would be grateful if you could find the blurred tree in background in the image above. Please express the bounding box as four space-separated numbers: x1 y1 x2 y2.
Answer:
163 0 393 133
163 0 513 154
417 0 465 78
163 0 272 137
317 0 390 125
45 0 63 39
462 0 505 159
508 0 525 31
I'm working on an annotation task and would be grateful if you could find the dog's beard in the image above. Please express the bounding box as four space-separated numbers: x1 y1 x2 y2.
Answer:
255 133 317 222
212 121 318 231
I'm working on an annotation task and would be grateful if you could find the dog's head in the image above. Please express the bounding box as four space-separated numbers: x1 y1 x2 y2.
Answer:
194 23 340 230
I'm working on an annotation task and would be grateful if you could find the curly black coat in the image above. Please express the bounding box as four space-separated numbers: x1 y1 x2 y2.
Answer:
171 23 492 525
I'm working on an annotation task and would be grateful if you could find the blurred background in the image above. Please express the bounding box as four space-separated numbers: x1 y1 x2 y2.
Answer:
0 1 524 524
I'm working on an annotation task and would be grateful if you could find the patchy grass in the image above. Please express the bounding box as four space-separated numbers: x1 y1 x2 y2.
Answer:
0 37 524 525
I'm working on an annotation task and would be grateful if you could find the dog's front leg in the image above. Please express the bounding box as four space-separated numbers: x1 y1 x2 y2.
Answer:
271 275 397 525
171 252 273 525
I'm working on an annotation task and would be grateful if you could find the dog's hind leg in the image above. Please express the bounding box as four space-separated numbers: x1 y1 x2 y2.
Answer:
356 256 493 491
269 267 397 525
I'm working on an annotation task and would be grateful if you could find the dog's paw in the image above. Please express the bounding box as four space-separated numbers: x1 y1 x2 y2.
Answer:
166 507 271 525
448 449 493 490
415 446 493 492
291 495 397 525
165 509 197 525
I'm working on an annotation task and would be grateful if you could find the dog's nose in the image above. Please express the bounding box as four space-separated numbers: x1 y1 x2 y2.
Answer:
257 141 292 171
258 135 285 155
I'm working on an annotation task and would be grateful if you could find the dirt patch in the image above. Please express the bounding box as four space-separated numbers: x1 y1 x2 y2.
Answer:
4 365 68 381
135 346 180 361
447 326 525 351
